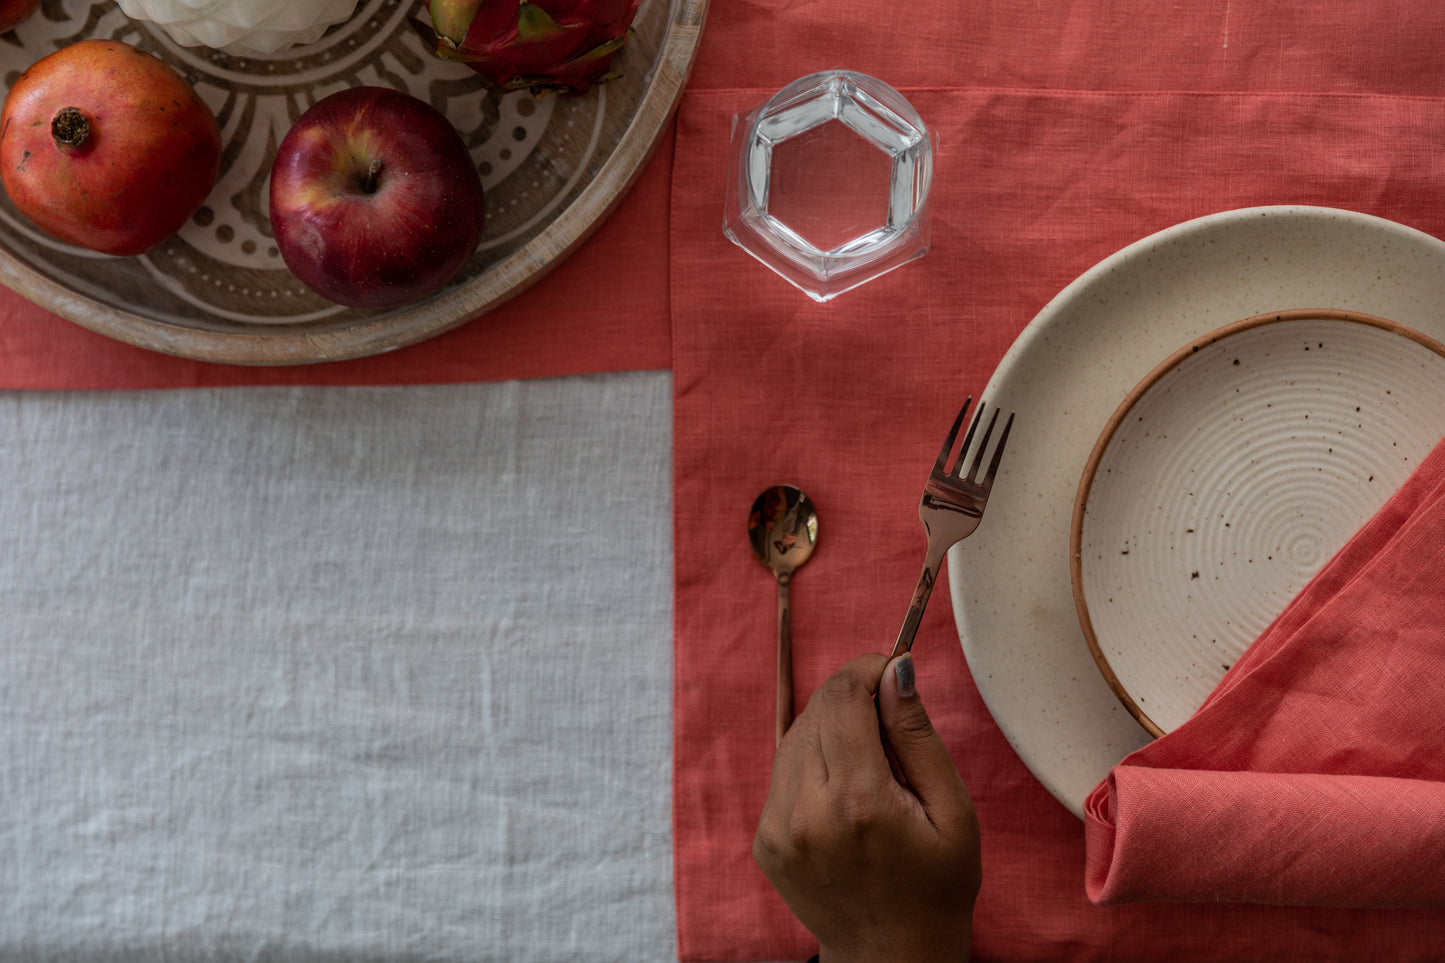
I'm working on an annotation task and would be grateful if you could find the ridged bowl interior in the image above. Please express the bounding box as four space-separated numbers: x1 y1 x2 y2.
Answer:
1071 309 1445 736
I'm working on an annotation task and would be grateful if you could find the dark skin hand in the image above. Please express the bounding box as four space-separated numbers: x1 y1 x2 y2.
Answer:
753 652 982 963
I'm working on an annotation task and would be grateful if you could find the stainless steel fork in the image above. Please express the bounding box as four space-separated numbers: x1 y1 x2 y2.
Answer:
890 398 1013 659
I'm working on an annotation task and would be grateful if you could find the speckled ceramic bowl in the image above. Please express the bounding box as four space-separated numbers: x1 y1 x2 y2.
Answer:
1071 309 1445 737
949 206 1445 817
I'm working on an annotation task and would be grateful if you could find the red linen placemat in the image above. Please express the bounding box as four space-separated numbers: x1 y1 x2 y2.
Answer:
1085 435 1445 907
0 127 675 389
670 85 1445 961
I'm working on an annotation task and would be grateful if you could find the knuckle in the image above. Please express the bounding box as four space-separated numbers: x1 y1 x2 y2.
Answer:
818 671 866 710
787 814 815 855
754 805 821 867
761 809 818 868
892 703 938 742
753 813 795 869
752 825 778 866
948 798 982 849
825 783 881 836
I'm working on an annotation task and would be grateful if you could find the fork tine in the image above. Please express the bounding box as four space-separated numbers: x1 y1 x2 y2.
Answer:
979 409 1014 489
934 397 972 474
964 405 1000 481
951 400 986 476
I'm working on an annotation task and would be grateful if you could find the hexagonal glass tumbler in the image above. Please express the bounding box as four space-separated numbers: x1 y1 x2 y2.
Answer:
723 70 935 302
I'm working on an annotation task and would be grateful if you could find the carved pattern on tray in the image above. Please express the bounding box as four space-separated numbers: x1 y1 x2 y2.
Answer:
0 0 640 330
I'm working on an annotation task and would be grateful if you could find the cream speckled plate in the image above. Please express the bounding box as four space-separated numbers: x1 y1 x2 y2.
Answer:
1071 310 1445 738
950 207 1445 817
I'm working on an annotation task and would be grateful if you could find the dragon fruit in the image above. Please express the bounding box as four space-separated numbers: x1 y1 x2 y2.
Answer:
426 0 642 97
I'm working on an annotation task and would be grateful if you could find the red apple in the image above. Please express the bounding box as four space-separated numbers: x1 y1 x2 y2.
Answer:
0 39 221 256
268 86 485 310
0 0 39 33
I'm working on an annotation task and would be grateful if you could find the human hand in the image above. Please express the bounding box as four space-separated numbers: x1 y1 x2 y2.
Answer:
753 652 982 963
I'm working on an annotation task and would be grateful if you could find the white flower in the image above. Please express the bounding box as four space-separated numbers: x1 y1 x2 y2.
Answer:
114 0 363 55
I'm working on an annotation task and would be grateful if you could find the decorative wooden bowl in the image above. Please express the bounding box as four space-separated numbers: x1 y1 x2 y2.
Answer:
0 0 707 364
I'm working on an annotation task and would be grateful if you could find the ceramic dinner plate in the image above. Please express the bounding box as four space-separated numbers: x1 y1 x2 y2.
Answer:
951 206 1445 817
1071 310 1445 738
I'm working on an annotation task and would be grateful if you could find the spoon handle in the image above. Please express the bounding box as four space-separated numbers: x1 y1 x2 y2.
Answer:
776 572 794 745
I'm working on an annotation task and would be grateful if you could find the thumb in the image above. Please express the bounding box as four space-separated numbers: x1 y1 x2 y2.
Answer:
878 653 963 804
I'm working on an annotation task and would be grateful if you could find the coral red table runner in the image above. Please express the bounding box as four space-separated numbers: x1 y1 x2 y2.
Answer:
670 2 1445 960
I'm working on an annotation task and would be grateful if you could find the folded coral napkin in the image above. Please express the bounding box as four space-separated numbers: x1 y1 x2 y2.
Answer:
1086 435 1445 906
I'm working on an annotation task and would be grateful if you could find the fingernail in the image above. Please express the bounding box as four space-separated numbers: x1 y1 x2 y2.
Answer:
894 653 916 698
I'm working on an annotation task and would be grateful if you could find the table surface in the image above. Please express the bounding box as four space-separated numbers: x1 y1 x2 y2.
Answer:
9 1 1445 961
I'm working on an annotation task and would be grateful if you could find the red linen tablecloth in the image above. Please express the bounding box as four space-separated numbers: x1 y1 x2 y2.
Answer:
671 2 1445 961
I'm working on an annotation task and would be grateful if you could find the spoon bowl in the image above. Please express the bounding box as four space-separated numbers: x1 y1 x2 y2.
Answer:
749 485 819 744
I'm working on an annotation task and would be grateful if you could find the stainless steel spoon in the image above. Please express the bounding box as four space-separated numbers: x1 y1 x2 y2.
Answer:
749 485 819 745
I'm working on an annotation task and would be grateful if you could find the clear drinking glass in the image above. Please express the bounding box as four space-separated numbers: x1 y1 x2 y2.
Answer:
723 70 935 302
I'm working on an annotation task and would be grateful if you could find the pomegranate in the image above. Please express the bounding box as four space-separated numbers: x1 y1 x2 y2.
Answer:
0 40 221 256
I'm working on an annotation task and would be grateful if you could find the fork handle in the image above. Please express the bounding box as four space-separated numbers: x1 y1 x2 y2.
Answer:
890 545 947 659
776 572 794 746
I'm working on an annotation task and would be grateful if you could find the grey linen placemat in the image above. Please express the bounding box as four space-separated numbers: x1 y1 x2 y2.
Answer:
0 373 681 962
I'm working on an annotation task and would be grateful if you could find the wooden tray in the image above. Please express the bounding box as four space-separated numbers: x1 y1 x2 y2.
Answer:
0 0 707 364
